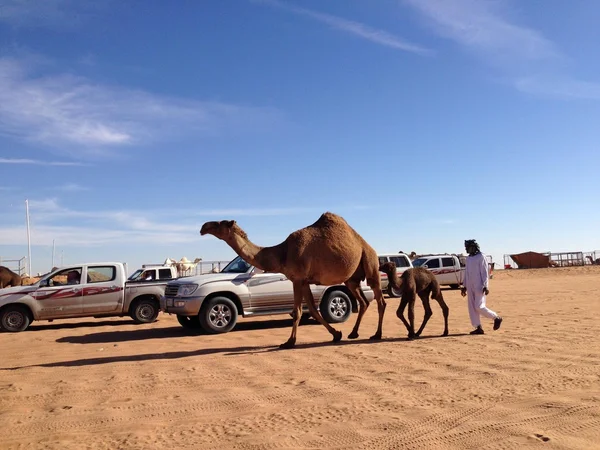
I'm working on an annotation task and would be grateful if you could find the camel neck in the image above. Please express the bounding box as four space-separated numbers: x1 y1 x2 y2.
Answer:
229 234 262 266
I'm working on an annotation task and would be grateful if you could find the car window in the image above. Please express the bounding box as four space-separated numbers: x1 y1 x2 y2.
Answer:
378 256 388 266
128 269 143 280
391 256 410 268
158 268 173 279
221 256 252 273
412 258 427 267
442 257 455 267
426 258 440 268
87 266 116 283
47 267 83 286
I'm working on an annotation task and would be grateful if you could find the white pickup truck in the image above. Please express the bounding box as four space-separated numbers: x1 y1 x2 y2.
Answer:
128 264 178 282
411 253 495 289
0 262 166 332
161 256 375 334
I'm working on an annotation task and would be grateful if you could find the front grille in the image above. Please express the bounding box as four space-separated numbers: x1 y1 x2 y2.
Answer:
165 285 179 297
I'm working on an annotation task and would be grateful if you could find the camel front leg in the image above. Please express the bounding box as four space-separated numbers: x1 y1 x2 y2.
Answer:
346 281 369 339
369 286 386 340
396 292 415 339
303 284 342 343
280 281 304 349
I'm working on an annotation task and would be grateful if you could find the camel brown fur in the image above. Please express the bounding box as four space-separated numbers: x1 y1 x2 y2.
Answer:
379 261 449 339
200 212 387 349
0 266 22 289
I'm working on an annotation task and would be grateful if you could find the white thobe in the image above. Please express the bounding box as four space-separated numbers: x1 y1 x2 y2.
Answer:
464 252 498 327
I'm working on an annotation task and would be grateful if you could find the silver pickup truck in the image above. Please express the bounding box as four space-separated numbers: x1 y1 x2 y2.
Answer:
0 262 167 332
161 256 375 334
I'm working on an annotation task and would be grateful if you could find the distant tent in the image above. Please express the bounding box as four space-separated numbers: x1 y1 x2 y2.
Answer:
509 251 551 269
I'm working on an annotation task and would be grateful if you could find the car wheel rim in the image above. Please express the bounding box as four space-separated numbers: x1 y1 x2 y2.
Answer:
391 287 402 297
329 297 348 318
4 312 24 330
209 304 232 328
139 305 155 320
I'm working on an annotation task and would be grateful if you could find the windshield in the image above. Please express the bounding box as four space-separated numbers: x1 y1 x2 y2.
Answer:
128 269 144 281
412 258 427 267
220 256 252 273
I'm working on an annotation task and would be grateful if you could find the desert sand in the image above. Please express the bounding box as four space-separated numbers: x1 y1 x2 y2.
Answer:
1 266 599 449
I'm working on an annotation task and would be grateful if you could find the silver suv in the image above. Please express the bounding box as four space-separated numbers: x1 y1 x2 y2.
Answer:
161 256 375 334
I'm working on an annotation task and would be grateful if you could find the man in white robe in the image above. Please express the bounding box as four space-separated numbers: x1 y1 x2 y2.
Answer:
461 239 503 334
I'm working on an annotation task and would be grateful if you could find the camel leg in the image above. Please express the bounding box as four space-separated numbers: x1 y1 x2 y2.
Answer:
346 280 369 339
303 284 342 343
396 292 416 339
369 285 386 340
407 295 416 339
415 292 432 337
433 292 449 336
280 281 304 349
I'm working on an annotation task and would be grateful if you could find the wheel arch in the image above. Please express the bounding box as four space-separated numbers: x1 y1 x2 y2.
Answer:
202 291 244 316
0 303 34 321
320 285 358 313
128 294 160 313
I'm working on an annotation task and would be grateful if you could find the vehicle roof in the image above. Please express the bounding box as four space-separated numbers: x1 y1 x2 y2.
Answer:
52 262 126 268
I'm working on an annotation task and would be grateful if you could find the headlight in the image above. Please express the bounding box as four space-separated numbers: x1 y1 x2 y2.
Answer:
178 284 198 296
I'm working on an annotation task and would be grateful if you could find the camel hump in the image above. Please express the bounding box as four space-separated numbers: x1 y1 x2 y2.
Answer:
313 212 347 227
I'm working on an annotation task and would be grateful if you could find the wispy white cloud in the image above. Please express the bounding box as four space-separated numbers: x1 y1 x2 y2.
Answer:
0 199 371 246
403 0 557 66
403 0 600 100
57 183 89 192
514 76 600 100
0 0 105 28
0 58 283 159
256 0 430 55
0 158 85 166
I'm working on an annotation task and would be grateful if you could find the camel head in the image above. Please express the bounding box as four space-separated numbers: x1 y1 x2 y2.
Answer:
200 220 247 242
379 261 397 276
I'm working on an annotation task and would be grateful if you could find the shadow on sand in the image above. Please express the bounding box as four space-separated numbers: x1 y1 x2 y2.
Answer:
1 332 470 371
28 319 138 331
55 317 321 344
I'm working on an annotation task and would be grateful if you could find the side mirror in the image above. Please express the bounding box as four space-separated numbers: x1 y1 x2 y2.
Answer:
39 279 49 287
423 265 429 269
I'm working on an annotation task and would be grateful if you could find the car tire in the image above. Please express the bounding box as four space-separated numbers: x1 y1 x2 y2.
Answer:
177 314 203 330
0 305 31 332
130 298 160 324
320 290 352 323
199 296 238 334
449 284 460 290
387 284 402 298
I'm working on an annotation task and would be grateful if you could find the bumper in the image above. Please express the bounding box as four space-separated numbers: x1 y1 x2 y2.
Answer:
364 288 376 302
161 295 205 316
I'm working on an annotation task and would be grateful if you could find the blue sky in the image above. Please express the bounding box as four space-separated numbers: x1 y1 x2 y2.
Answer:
1 0 598 276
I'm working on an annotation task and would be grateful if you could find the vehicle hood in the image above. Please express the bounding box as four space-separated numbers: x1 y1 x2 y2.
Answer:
0 285 37 297
168 272 247 286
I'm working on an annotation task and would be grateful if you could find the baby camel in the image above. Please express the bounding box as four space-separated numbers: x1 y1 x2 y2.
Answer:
379 262 449 339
